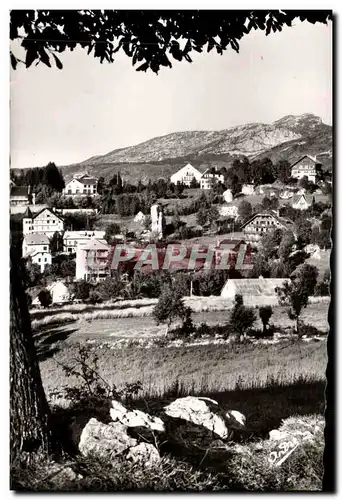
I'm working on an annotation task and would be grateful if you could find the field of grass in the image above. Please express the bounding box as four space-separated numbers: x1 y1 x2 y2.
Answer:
41 337 326 398
31 297 330 334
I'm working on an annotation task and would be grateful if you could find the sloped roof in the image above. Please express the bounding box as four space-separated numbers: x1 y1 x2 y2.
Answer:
10 186 29 197
78 238 109 251
240 211 294 229
32 207 64 221
24 234 50 245
290 155 322 168
292 194 314 205
222 278 290 296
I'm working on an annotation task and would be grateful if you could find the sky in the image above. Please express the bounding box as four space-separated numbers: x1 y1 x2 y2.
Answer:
10 18 332 170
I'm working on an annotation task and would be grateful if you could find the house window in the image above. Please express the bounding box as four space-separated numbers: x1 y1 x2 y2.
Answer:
68 248 72 252
68 190 72 194
38 258 41 262
43 246 47 250
44 258 47 262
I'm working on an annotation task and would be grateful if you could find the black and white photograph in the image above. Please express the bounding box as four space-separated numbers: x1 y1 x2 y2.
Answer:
9 8 334 492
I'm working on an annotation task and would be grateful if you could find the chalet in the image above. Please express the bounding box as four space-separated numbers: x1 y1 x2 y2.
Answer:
221 278 290 306
63 230 106 253
63 173 98 197
10 186 35 206
241 211 294 244
291 193 314 210
290 155 323 183
32 281 72 306
22 207 64 236
76 238 111 281
222 189 233 203
170 163 202 186
200 169 224 190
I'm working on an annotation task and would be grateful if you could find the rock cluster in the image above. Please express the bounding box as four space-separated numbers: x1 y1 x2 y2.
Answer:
77 396 247 466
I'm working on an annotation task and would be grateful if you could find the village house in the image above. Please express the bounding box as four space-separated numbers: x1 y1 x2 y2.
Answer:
220 277 290 306
170 163 203 186
291 193 314 210
22 207 64 236
32 281 72 306
290 155 323 183
22 233 50 257
222 189 233 203
63 230 106 253
10 186 35 206
76 238 111 281
241 184 255 196
241 211 294 244
219 202 239 219
22 234 52 272
63 173 98 197
200 169 224 190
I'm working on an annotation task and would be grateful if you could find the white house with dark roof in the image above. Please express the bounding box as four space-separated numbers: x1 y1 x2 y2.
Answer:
22 207 64 236
63 173 98 197
170 163 202 186
200 169 224 190
290 155 323 183
291 193 314 210
22 234 52 272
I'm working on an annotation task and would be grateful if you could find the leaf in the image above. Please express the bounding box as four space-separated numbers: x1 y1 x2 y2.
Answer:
52 53 63 69
39 48 51 67
25 46 37 68
10 53 17 70
136 61 149 72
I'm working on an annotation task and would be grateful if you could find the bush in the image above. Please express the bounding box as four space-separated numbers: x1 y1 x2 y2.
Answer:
38 289 52 308
229 294 257 339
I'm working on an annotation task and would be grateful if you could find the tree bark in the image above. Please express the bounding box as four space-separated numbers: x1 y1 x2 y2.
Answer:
10 248 51 465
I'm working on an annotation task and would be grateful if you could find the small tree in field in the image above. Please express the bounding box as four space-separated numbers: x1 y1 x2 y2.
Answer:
152 284 191 336
38 289 52 308
229 294 257 340
276 278 309 335
259 305 273 336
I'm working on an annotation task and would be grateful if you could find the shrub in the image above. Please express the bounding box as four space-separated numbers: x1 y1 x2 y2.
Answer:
38 289 52 308
259 306 273 336
229 294 257 339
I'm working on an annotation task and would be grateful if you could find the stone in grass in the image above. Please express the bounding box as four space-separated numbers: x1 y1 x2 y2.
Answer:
79 418 160 466
79 418 137 460
164 396 229 439
163 396 246 444
110 400 165 432
126 442 161 467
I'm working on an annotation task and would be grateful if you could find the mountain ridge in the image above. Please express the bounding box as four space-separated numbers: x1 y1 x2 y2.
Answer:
55 113 333 182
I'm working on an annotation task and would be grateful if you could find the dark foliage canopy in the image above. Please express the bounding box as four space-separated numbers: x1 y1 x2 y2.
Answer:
10 10 332 72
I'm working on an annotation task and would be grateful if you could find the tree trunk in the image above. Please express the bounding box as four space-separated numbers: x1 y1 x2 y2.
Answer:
10 249 52 465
